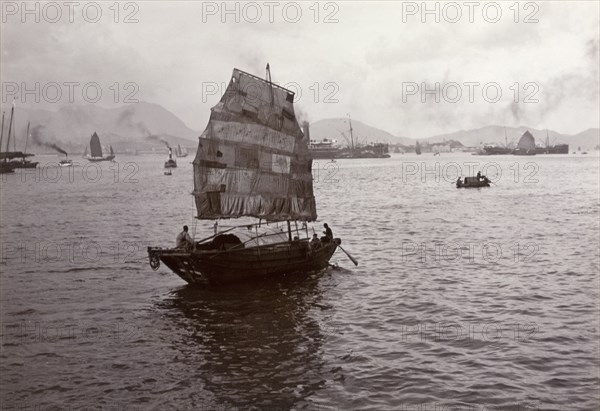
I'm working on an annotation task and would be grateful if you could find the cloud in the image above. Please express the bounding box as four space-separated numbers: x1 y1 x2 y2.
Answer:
2 1 598 138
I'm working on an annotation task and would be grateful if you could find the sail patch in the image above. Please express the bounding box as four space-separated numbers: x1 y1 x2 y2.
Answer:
271 154 290 174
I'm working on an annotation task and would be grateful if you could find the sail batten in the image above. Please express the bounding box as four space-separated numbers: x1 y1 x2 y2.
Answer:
193 67 316 221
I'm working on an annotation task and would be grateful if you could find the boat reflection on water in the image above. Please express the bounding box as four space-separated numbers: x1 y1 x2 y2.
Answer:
159 271 333 409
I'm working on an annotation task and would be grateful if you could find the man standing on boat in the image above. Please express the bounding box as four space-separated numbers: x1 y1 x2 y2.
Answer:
322 223 333 243
176 225 194 249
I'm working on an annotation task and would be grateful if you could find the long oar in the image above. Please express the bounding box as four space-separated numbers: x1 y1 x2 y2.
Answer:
337 244 358 266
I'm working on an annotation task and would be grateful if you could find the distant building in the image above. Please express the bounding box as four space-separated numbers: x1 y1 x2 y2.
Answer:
432 144 451 153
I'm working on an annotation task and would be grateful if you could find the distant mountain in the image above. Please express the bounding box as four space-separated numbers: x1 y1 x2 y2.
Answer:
309 118 599 150
3 102 200 153
421 125 600 150
569 128 600 150
307 118 413 146
4 103 597 155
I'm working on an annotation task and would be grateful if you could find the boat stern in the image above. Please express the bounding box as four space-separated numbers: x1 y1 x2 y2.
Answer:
148 246 210 285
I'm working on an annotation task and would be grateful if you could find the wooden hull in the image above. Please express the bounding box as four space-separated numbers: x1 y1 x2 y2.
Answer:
483 147 512 155
88 155 115 162
0 163 15 173
512 149 536 156
13 161 38 169
457 182 490 188
535 144 569 154
148 239 339 286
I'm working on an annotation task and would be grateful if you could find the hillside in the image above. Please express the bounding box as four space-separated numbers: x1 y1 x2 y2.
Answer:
3 102 597 154
422 126 599 149
2 102 199 153
307 118 413 146
309 119 598 150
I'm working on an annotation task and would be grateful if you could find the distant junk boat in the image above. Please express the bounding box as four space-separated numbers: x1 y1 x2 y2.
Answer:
164 146 177 168
0 103 38 173
512 131 536 156
148 65 353 286
84 132 115 162
415 140 421 155
477 129 568 156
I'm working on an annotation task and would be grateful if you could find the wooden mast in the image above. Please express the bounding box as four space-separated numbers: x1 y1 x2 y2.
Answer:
6 101 15 153
0 112 5 152
24 121 30 153
347 113 355 155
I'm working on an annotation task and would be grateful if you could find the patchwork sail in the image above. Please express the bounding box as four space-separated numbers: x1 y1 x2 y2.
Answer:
192 68 316 221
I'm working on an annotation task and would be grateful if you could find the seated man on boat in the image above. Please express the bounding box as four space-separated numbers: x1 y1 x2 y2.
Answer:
476 171 490 184
309 234 322 250
175 225 194 249
456 177 463 188
322 223 333 243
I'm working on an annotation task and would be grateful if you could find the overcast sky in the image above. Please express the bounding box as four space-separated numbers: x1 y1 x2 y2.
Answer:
1 1 599 138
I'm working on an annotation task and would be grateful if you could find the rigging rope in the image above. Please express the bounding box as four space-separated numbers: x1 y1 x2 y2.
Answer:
191 194 197 241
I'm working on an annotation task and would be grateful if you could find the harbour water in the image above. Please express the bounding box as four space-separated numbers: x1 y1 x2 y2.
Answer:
1 153 599 410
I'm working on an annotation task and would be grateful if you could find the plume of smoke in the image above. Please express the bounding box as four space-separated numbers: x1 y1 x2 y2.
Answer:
295 105 310 125
117 107 170 148
509 101 523 122
533 37 600 123
146 134 171 149
118 107 153 136
30 125 67 155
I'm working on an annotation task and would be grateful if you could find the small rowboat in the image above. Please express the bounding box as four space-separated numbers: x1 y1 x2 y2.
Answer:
457 176 490 188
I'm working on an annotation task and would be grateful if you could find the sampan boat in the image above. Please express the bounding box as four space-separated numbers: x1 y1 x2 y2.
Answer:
456 176 490 188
